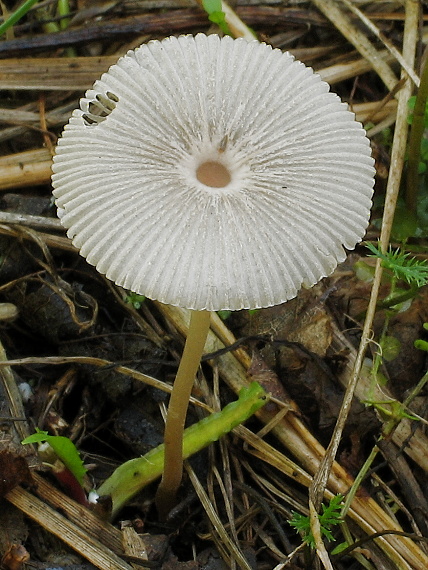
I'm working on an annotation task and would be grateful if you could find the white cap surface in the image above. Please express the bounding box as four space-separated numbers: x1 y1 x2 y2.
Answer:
52 34 374 311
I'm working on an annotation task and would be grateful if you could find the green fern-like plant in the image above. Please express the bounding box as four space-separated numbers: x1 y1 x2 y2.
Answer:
289 494 344 548
366 242 428 288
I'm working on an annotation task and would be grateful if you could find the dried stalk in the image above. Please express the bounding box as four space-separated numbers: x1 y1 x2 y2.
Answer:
6 483 133 570
0 341 30 441
339 0 420 87
0 148 53 190
312 0 398 91
0 212 63 231
0 56 118 90
309 0 420 539
186 463 253 570
156 303 428 569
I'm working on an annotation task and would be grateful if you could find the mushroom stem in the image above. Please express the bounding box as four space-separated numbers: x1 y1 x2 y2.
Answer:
155 309 211 519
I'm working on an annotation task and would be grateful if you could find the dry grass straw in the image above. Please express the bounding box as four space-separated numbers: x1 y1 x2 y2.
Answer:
186 463 254 570
311 1 421 567
309 0 419 508
6 475 134 570
0 148 53 190
312 0 399 91
0 56 119 90
157 304 428 569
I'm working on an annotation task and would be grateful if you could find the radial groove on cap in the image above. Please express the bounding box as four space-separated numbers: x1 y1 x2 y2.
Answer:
52 33 374 311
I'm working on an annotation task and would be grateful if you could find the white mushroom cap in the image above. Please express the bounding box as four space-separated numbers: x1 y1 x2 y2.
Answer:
52 34 374 311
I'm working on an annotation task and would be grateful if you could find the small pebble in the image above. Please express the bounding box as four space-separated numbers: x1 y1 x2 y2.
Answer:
0 302 18 321
18 382 33 403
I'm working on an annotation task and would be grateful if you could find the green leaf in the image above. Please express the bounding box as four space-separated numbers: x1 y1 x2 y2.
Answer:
390 206 419 241
21 429 51 445
354 260 375 283
208 11 226 25
217 310 231 320
407 95 428 127
124 292 146 309
289 511 314 546
415 339 428 352
381 335 401 361
22 429 86 485
248 309 259 316
331 542 350 555
202 0 222 12
0 0 39 36
97 382 268 516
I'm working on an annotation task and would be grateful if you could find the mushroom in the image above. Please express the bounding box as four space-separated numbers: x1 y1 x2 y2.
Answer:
51 33 374 517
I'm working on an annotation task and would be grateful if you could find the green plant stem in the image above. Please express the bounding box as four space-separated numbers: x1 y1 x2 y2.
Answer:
97 382 267 518
377 284 419 310
57 0 71 30
406 49 428 215
0 0 39 36
341 445 380 518
402 368 428 407
338 522 377 570
155 309 211 519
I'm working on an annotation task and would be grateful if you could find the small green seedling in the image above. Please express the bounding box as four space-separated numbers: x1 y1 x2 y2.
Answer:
360 243 428 405
22 428 89 505
217 310 232 321
218 308 259 321
289 494 344 549
124 292 146 309
22 383 267 517
414 322 428 352
202 0 231 35
359 242 428 313
22 428 87 485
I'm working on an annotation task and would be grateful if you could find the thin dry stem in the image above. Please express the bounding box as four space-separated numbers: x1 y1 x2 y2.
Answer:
309 0 420 514
157 303 428 569
339 0 420 87
312 0 399 91
0 354 211 412
309 499 335 570
185 462 253 570
220 0 257 40
0 340 31 441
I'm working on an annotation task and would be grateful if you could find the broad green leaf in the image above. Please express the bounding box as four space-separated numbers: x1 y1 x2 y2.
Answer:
381 335 401 361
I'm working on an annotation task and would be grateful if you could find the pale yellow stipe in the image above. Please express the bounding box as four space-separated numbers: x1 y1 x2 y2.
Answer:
155 309 211 519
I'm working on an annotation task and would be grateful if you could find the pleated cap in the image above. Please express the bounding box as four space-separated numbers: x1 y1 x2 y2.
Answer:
52 34 374 311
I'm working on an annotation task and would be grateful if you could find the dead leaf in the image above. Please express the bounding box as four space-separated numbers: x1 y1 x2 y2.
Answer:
1 543 30 570
0 451 33 497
